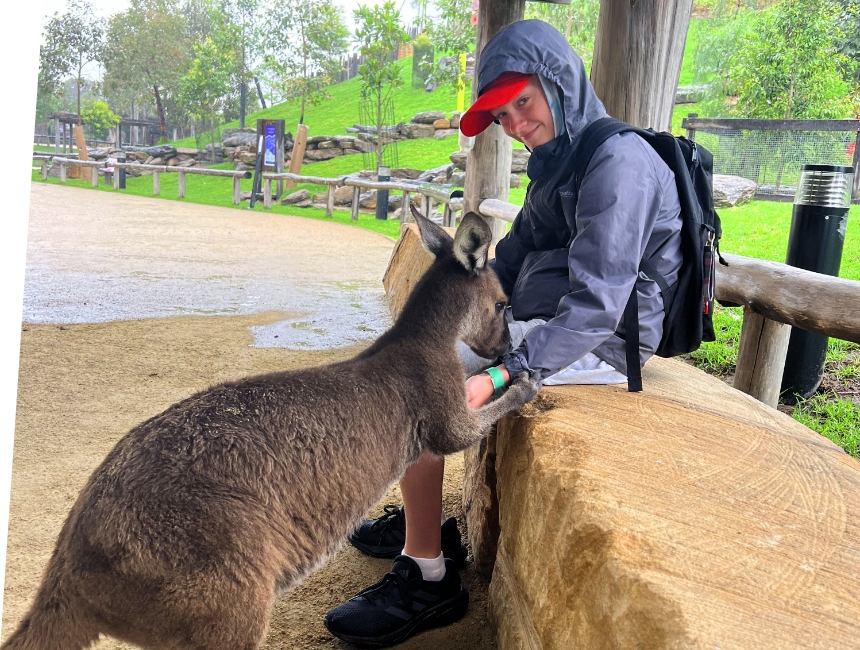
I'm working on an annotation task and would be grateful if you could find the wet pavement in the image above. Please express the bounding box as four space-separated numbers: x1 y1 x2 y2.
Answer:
24 184 396 349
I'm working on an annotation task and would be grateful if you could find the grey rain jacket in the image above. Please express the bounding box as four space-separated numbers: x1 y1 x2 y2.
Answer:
482 20 684 378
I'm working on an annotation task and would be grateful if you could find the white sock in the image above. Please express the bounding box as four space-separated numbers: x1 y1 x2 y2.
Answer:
405 552 446 582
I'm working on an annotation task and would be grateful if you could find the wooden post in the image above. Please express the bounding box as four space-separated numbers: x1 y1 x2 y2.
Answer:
153 171 160 196
686 113 698 142
462 0 525 244
402 190 411 224
113 164 120 190
591 0 694 131
351 185 361 221
178 171 186 198
59 163 67 183
53 117 60 155
443 202 452 227
264 177 273 209
422 194 432 219
41 161 49 181
326 184 335 217
91 165 99 188
734 307 792 409
285 124 309 190
233 176 241 205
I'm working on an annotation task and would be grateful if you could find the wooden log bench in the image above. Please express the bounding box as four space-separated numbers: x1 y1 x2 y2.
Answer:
383 223 860 650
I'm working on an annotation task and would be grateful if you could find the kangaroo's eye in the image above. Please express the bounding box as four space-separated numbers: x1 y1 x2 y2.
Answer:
495 302 506 313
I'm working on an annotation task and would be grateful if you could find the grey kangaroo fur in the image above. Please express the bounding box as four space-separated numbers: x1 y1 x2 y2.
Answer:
2 207 541 650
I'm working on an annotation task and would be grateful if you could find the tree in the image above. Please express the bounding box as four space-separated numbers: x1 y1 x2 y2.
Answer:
354 1 410 169
80 100 121 139
260 0 349 125
217 0 261 127
39 0 105 124
421 0 475 93
728 0 852 119
103 0 190 139
178 37 235 154
834 0 860 91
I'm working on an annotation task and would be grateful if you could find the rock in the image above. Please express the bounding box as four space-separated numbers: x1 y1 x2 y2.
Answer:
411 111 446 124
233 162 250 172
221 132 257 147
713 174 757 207
334 185 356 204
510 149 530 173
316 140 339 149
281 189 310 205
312 192 327 203
450 151 467 170
434 129 459 140
391 168 423 180
433 118 451 129
175 147 198 155
166 157 180 166
343 148 362 155
86 149 109 160
510 173 521 189
416 164 453 184
239 152 257 165
292 199 312 208
149 157 164 166
175 159 196 167
221 127 255 140
359 191 377 209
307 135 334 144
143 156 155 165
304 148 341 161
239 191 264 201
352 138 376 153
384 224 860 650
450 112 461 129
402 124 436 139
450 171 466 187
386 194 403 211
126 144 177 159
675 83 710 104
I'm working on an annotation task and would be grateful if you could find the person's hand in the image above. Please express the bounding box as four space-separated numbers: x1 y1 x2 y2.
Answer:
465 366 511 409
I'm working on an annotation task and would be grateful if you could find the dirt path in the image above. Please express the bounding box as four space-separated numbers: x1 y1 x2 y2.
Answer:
2 185 496 649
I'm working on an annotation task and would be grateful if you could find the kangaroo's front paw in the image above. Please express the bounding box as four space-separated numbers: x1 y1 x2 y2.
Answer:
508 371 541 405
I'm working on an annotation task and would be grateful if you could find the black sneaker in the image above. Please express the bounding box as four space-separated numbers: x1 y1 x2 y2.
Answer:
348 505 468 567
324 555 469 648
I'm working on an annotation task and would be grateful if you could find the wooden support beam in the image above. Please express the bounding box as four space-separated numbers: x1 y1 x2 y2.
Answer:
264 178 273 209
113 165 120 190
326 185 335 217
351 186 361 221
59 163 67 183
422 194 432 220
734 308 792 408
153 171 160 196
591 0 694 131
462 0 525 244
285 124 309 190
401 191 411 224
41 162 49 181
91 167 99 188
177 172 186 198
233 176 241 206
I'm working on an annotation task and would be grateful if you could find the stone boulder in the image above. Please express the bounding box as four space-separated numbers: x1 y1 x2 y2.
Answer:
280 189 309 205
391 168 423 180
713 174 757 208
126 144 177 160
221 130 257 147
433 118 451 129
434 129 459 140
402 123 436 139
384 224 860 650
304 148 341 161
411 111 446 124
450 151 467 171
450 112 461 129
510 149 530 173
334 185 356 205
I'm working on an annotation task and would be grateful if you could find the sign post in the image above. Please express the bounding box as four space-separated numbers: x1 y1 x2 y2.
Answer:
250 118 285 208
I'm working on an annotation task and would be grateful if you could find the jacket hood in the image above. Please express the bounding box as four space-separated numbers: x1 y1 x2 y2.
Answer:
476 20 607 146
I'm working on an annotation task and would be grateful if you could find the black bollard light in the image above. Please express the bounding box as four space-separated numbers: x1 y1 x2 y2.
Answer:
780 164 854 402
117 151 127 190
376 165 390 220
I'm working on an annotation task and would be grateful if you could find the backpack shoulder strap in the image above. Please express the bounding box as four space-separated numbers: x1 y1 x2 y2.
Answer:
573 117 639 185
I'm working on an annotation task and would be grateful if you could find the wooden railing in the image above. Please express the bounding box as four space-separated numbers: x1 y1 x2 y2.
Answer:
261 172 464 225
34 154 252 205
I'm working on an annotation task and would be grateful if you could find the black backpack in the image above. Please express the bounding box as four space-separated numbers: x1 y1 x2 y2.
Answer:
572 117 726 392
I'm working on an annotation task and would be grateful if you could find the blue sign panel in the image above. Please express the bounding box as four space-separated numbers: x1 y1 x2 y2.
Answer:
264 124 276 166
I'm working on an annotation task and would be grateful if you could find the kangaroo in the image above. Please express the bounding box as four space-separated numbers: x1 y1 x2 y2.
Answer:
2 208 541 650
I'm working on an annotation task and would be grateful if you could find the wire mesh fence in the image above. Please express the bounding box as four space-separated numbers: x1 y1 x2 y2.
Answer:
683 117 860 202
357 98 399 171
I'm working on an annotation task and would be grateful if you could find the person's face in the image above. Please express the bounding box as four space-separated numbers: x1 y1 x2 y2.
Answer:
489 76 555 150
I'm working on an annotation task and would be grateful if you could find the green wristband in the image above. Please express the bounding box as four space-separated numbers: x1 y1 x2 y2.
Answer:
484 366 505 396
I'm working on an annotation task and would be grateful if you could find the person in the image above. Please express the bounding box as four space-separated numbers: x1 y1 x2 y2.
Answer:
324 19 683 647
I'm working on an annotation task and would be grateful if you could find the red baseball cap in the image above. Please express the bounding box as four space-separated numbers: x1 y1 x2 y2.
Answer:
459 72 533 137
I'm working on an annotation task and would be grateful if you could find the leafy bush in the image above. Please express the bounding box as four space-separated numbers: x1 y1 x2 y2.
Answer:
80 100 120 139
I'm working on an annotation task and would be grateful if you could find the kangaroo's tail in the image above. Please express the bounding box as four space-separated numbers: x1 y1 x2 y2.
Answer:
1 553 99 650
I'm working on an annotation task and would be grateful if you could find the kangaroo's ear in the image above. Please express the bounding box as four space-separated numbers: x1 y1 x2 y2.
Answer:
452 212 492 274
412 204 453 258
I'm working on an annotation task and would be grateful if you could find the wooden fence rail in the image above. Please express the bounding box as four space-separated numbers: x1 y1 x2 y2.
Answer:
261 172 464 225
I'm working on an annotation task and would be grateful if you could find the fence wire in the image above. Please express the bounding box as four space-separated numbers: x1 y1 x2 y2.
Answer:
358 98 399 171
694 129 856 199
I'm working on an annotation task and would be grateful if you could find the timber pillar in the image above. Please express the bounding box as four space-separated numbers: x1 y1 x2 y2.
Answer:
462 0 525 244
